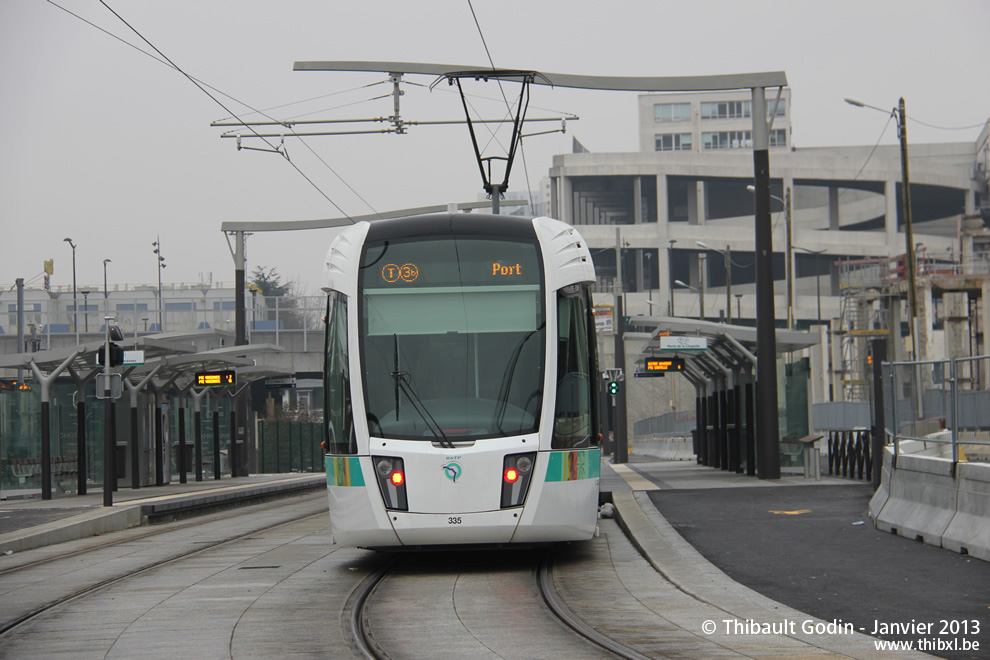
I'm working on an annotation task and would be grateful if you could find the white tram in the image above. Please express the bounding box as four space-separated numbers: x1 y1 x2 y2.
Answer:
322 213 601 548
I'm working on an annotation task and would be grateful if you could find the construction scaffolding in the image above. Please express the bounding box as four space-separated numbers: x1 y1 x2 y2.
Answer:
836 257 897 402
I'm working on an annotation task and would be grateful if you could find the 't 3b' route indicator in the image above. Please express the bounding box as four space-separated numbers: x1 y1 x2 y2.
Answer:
381 263 419 284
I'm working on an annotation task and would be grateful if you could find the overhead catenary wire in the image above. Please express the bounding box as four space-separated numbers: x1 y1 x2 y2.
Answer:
465 0 536 207
50 0 368 222
96 0 360 220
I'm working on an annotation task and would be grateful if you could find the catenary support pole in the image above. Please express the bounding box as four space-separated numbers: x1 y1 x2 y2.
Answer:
751 86 781 480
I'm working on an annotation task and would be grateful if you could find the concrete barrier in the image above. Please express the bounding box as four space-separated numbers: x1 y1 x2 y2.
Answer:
867 447 893 518
941 461 990 562
872 450 957 548
632 435 695 461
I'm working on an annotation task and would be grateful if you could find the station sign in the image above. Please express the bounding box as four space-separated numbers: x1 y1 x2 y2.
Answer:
122 350 145 366
195 370 236 387
593 306 614 334
646 357 685 372
636 357 685 377
265 376 297 389
659 336 707 351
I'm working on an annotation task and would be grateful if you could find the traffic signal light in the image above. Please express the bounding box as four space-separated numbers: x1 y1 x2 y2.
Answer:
608 380 618 396
97 342 124 367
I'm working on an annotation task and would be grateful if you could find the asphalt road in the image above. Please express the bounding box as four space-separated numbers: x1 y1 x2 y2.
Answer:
648 483 990 659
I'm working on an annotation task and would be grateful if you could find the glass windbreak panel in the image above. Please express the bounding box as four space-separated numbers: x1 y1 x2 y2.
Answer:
323 292 355 454
360 237 545 441
553 285 599 449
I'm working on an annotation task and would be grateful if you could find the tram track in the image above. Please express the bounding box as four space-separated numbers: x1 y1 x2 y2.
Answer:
0 494 329 640
347 547 650 660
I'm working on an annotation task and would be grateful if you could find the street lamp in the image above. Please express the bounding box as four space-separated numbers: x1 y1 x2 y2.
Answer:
667 239 677 315
794 246 827 324
747 184 794 327
103 259 111 316
674 279 702 321
63 237 78 344
152 237 166 331
696 241 732 323
80 290 91 332
845 96 917 359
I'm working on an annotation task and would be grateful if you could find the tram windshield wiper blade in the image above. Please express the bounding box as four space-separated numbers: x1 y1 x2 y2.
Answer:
390 371 454 449
492 324 543 433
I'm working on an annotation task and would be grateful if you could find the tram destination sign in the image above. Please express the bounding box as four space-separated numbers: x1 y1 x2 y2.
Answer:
195 370 236 387
659 336 707 351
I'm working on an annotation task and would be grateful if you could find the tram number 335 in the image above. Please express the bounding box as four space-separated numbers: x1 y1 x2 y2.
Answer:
447 517 462 525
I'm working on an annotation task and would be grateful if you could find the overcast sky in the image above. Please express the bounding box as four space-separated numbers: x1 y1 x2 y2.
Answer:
2 0 988 297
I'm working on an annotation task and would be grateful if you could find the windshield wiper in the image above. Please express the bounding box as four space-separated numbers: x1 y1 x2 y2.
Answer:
390 370 454 449
491 324 544 434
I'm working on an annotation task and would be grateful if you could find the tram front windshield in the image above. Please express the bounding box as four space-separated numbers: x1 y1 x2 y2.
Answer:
360 237 545 441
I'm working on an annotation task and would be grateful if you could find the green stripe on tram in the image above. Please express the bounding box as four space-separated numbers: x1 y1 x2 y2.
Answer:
544 448 601 482
325 456 365 487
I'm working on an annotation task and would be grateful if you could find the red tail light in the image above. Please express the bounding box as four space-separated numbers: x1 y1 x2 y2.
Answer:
373 456 408 511
501 452 536 508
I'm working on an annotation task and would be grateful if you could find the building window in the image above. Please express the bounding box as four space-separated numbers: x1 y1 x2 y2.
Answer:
768 100 786 118
655 133 693 152
654 102 691 122
700 101 751 120
702 131 752 150
769 128 788 147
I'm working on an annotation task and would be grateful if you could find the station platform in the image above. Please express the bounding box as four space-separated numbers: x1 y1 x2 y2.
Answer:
603 456 990 656
0 473 326 554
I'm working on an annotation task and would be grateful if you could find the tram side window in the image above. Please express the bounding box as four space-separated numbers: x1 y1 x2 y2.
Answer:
553 284 599 449
324 292 355 454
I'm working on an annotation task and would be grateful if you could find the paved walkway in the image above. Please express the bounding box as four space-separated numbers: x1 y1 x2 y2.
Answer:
604 457 990 658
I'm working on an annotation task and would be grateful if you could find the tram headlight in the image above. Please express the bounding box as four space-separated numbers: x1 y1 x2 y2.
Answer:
372 456 408 511
501 452 537 509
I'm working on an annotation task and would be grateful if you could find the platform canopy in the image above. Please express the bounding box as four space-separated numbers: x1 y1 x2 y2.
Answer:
292 61 787 93
625 316 819 385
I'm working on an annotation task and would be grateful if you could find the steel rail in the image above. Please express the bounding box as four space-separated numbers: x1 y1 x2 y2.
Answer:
538 550 652 660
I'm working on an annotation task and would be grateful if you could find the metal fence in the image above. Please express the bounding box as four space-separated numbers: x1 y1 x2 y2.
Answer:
883 356 990 463
256 420 323 474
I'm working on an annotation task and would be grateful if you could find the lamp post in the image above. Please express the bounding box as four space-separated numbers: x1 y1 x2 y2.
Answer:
696 241 732 323
845 96 917 359
63 238 78 344
747 184 793 328
674 279 702 321
103 259 111 317
152 237 166 331
794 246 827 325
667 239 677 316
80 290 91 332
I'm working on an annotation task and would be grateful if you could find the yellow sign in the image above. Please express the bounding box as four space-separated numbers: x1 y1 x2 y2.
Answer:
195 370 235 387
646 358 684 372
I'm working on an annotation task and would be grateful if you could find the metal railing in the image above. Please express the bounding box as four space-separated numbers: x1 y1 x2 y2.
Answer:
4 295 326 352
884 356 990 464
